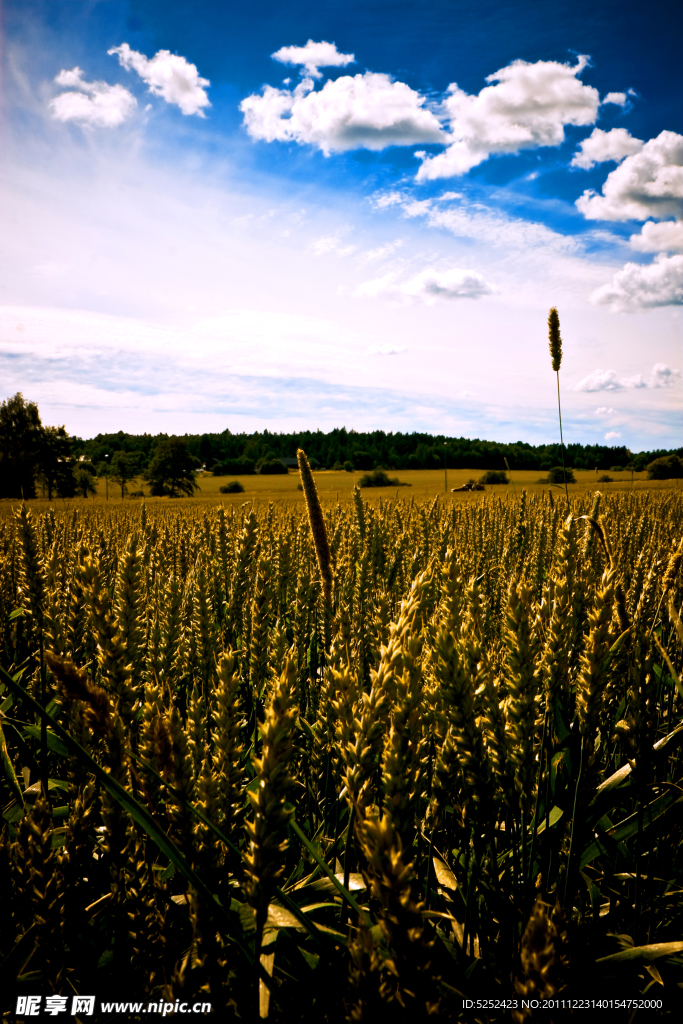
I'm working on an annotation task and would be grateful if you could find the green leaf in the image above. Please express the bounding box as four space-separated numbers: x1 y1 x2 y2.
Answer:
0 662 259 975
0 717 24 806
597 941 683 964
8 608 25 621
581 790 681 868
536 805 563 834
22 725 69 758
289 816 370 924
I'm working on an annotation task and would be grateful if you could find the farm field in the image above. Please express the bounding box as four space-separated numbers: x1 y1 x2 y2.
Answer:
2 467 679 511
1 470 682 1019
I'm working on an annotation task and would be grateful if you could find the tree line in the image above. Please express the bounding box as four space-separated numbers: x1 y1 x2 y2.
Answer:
71 421 680 474
2 392 681 500
0 395 199 500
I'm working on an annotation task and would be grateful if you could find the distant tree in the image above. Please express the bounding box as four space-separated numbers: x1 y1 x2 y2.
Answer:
547 466 576 484
257 459 288 475
73 467 97 498
647 455 683 480
110 451 140 498
38 425 75 499
479 470 509 484
219 481 244 493
199 434 215 465
146 437 199 497
343 460 354 473
353 451 374 471
0 393 43 498
358 469 407 488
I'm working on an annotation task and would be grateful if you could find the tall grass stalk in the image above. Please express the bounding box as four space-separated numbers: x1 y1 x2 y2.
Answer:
548 307 569 505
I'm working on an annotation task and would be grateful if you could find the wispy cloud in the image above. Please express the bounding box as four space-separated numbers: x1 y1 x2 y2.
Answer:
356 266 495 303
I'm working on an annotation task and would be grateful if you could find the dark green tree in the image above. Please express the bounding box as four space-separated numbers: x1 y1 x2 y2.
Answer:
0 393 43 498
646 455 683 480
110 451 140 498
146 437 199 497
37 425 75 499
73 467 97 498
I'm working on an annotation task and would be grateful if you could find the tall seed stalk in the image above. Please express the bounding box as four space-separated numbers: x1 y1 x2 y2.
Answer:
548 307 569 505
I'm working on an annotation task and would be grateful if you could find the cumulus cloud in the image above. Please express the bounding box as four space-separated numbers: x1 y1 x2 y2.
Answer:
604 431 622 439
108 43 210 116
240 73 445 154
595 406 616 415
629 220 683 252
357 266 495 303
575 130 683 221
590 253 683 312
571 127 643 170
242 52 617 172
49 67 137 127
601 92 628 106
417 56 600 179
271 40 355 79
575 362 681 391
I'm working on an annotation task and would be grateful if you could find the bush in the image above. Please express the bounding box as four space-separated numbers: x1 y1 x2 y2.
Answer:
479 470 509 485
129 489 145 498
646 455 683 480
609 465 624 473
597 474 613 483
343 460 354 473
219 481 245 494
257 459 288 475
358 470 410 488
547 466 576 484
332 461 345 471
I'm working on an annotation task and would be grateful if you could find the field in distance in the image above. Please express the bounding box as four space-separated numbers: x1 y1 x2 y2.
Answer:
2 466 679 508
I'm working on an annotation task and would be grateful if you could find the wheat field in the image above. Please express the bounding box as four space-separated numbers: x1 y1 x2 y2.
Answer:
1 466 682 1020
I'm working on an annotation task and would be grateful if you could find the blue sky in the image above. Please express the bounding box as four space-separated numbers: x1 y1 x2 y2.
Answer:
1 0 681 448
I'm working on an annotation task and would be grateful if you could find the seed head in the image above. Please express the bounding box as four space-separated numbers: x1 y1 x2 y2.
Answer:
548 307 562 372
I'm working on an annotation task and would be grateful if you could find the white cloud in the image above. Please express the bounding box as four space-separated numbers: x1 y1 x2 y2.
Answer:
575 362 681 391
601 92 627 106
570 127 643 170
650 362 682 387
367 344 406 355
604 431 622 439
108 43 210 116
595 406 616 415
241 72 445 154
590 253 683 312
629 220 683 252
49 67 137 127
359 239 404 263
576 130 683 221
396 195 579 254
271 40 355 80
311 233 356 257
417 56 599 179
357 266 495 303
372 191 406 209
